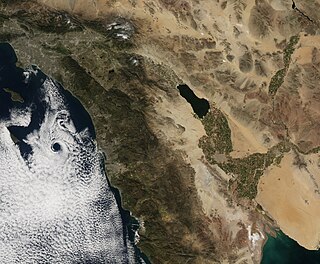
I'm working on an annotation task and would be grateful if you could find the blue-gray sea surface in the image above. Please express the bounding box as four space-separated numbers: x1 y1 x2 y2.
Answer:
262 231 320 264
0 43 145 263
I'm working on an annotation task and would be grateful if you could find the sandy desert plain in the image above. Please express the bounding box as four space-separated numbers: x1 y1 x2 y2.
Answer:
1 0 320 263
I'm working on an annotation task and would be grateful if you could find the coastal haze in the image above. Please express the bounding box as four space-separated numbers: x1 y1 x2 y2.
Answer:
0 0 320 263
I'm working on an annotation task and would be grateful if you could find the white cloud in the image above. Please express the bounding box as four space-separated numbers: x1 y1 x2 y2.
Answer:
0 71 141 263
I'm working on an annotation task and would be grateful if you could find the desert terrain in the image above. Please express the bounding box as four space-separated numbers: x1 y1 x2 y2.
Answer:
1 0 320 263
257 151 320 250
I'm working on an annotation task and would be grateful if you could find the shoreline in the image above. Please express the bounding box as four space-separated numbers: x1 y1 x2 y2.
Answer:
101 150 151 264
259 226 278 263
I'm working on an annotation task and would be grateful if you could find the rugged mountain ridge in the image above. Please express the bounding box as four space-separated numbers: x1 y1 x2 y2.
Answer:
1 0 320 262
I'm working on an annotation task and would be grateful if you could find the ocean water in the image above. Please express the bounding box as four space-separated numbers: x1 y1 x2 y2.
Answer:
0 42 147 263
262 230 320 264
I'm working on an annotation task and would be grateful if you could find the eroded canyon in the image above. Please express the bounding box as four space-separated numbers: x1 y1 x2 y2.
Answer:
1 0 320 263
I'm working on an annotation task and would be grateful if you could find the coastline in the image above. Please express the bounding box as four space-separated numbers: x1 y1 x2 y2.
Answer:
259 227 278 264
101 151 151 264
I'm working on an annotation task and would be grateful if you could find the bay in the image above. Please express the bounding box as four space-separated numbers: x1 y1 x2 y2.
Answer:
262 230 320 264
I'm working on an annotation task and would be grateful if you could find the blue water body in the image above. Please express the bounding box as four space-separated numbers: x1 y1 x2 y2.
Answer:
262 230 320 264
177 84 210 118
0 42 149 263
110 182 151 264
